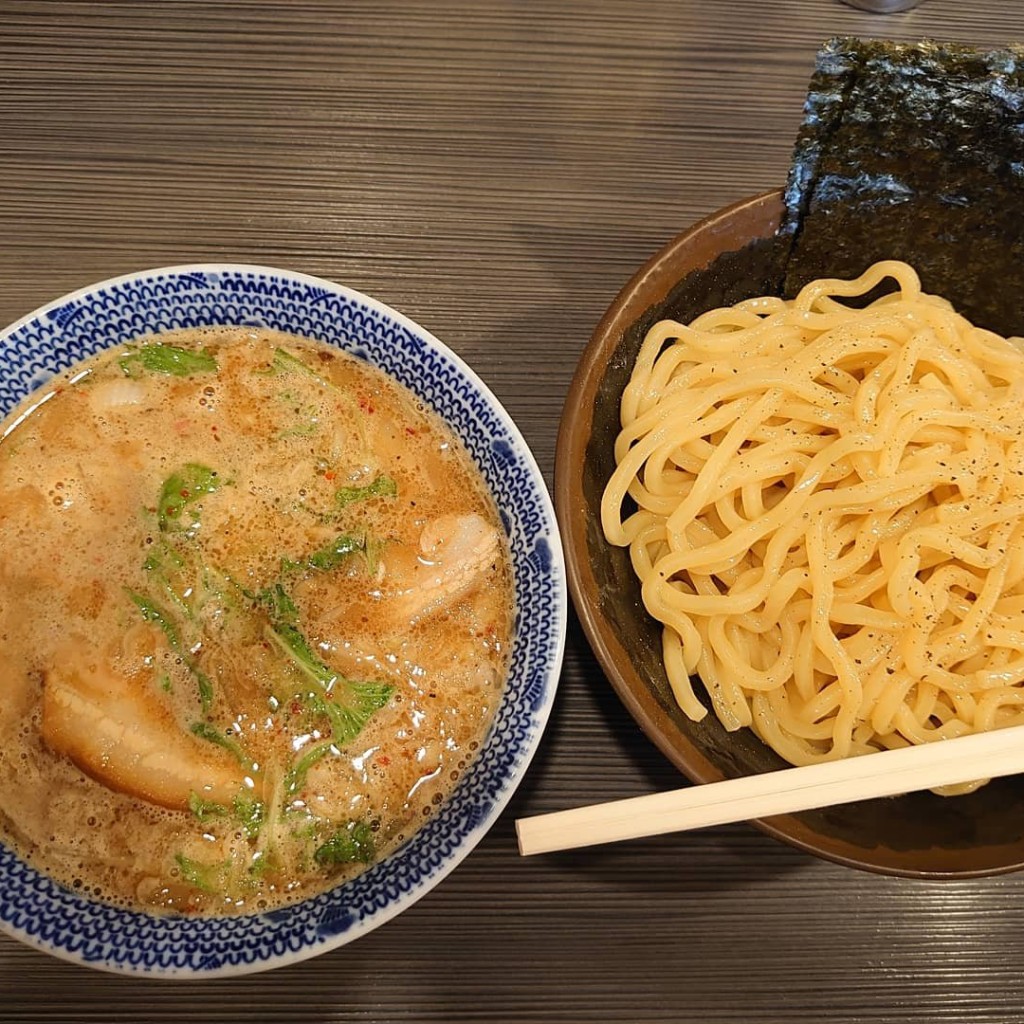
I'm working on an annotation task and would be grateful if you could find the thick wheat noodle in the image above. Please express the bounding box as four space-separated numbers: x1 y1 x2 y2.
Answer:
601 260 1024 794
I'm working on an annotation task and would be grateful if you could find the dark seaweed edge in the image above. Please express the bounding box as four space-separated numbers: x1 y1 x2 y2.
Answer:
781 37 861 246
783 37 1024 336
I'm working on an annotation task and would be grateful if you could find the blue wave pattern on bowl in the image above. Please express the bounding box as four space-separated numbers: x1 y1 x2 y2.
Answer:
0 267 564 976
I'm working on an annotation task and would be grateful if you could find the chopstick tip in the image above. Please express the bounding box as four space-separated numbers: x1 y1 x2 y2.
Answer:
513 816 531 857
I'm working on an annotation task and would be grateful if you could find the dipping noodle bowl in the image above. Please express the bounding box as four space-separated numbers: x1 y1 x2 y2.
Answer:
1 325 512 913
0 266 565 973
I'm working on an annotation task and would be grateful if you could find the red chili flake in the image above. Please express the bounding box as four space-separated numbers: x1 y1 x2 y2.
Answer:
405 427 417 436
179 489 191 499
323 471 336 482
376 755 391 767
290 701 302 715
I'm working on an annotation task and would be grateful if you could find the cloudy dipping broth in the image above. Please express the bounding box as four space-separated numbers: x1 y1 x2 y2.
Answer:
0 326 512 915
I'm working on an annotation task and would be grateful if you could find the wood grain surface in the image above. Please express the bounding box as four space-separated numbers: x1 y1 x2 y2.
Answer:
3 2 1024 1021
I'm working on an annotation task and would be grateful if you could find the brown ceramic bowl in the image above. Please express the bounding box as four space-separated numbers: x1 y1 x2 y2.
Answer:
556 188 1024 878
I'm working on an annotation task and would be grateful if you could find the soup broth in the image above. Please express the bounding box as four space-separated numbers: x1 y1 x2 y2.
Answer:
0 327 512 914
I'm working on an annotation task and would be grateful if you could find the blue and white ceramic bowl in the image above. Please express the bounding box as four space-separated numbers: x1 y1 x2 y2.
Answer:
0 265 566 976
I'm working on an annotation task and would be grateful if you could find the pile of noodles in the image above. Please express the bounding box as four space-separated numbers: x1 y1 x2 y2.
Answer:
602 261 1024 794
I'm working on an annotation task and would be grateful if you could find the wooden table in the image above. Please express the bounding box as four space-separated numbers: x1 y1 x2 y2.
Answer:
2 2 1024 1021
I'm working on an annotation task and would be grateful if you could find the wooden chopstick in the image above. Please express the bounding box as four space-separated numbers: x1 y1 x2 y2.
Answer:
515 722 1024 857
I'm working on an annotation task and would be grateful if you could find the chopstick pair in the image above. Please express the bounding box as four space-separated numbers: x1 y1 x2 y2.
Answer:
515 723 1024 857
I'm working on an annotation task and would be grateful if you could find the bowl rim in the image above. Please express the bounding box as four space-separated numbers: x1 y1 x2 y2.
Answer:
555 189 1024 880
0 262 569 974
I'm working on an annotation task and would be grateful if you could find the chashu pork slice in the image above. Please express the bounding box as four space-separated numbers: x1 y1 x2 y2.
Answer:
41 658 251 812
382 513 502 626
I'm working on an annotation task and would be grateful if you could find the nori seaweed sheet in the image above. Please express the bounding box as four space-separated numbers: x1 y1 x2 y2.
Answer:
782 38 1024 337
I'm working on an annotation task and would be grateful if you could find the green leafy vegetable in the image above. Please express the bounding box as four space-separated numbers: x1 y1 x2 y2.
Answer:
132 468 231 714
251 582 299 625
304 532 365 571
143 542 192 618
233 795 267 841
126 589 213 712
191 722 252 768
266 346 332 386
335 475 397 508
158 464 222 532
280 533 366 575
188 792 227 823
277 422 319 440
143 534 237 626
247 850 272 879
267 621 339 690
306 683 394 747
283 740 335 795
174 853 229 894
143 542 185 574
120 344 218 378
314 822 375 867
194 671 214 714
126 590 180 650
188 792 264 839
272 387 322 440
258 583 394 752
203 565 246 610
